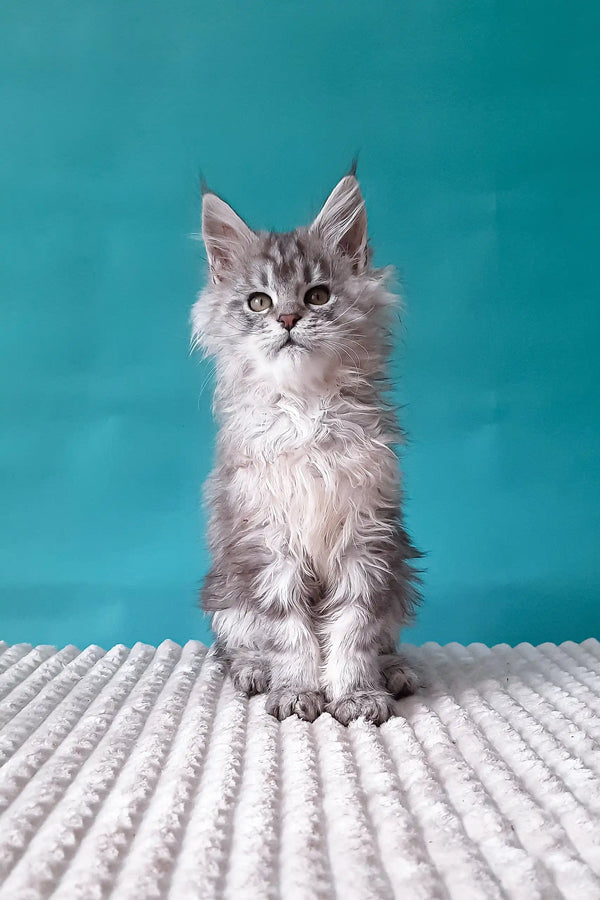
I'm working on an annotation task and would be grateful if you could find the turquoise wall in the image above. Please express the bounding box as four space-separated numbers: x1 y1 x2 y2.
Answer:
1 2 599 650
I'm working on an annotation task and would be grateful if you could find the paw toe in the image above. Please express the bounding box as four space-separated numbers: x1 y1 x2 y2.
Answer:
294 690 325 722
326 691 396 726
231 662 270 696
381 657 420 698
265 689 325 722
265 691 294 720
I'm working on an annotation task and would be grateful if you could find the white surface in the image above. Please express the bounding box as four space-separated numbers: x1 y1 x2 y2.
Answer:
0 638 599 899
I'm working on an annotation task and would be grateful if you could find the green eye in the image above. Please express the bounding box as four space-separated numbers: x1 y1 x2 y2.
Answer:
248 292 273 312
304 285 330 306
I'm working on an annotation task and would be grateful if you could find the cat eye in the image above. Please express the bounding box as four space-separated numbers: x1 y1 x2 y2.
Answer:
304 285 330 306
248 292 273 312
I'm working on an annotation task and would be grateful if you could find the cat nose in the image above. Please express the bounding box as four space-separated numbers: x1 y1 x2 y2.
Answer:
278 313 302 331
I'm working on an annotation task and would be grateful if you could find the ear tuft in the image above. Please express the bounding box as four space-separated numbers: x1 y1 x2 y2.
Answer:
310 175 368 272
201 192 255 283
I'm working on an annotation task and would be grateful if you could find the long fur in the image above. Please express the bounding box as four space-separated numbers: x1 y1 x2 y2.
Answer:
191 174 421 724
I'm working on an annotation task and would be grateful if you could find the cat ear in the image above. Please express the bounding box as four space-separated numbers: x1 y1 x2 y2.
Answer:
310 174 368 272
202 192 255 283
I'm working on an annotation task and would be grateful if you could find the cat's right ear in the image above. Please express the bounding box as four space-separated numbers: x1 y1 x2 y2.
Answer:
309 174 368 273
201 192 255 283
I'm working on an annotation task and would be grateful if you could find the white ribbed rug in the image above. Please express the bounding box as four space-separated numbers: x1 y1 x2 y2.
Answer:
0 639 599 899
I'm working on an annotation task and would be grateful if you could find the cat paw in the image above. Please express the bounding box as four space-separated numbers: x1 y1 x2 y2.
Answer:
230 658 270 696
380 655 420 698
326 690 396 726
265 688 325 723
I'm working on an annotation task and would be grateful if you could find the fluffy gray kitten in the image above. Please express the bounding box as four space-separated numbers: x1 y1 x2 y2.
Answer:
191 171 421 725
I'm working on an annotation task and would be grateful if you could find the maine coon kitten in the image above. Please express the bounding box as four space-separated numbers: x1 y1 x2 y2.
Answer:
191 170 421 725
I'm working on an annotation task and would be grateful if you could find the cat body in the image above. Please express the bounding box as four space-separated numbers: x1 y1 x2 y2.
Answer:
192 172 420 724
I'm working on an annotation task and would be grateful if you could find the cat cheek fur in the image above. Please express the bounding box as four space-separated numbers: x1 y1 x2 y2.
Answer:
191 173 422 725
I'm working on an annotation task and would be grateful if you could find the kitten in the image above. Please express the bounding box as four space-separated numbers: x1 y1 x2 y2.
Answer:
191 169 421 725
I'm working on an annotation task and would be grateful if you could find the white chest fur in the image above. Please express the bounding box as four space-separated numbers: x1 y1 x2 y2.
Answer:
224 392 398 579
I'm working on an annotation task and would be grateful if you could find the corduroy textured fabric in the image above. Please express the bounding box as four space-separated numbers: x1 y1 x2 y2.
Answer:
0 638 598 899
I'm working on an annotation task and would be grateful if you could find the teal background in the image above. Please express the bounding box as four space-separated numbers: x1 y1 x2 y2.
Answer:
1 2 599 650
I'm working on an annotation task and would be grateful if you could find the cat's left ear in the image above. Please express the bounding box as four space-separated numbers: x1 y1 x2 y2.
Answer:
310 174 368 272
202 191 255 283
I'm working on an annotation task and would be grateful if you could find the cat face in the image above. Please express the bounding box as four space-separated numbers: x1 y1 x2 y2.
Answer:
191 174 395 389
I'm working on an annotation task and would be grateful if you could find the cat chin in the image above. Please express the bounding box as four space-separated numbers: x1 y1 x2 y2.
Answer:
250 343 337 394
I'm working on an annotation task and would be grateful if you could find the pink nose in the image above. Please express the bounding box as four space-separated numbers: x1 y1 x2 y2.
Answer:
278 313 302 331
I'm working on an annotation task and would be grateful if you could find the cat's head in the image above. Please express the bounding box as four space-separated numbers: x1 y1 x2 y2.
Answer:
191 172 396 392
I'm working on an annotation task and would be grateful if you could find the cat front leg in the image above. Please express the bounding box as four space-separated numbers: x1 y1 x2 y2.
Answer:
242 554 325 722
264 613 324 723
321 519 420 724
322 602 397 725
321 543 406 725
